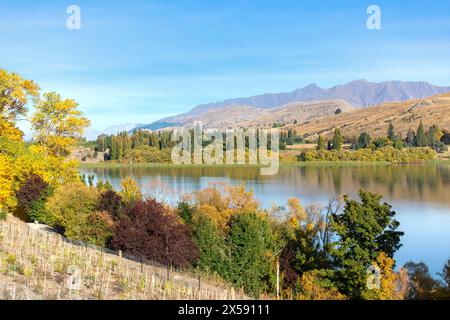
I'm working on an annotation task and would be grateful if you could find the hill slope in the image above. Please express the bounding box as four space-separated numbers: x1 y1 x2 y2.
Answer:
142 100 354 130
0 216 247 300
290 93 450 139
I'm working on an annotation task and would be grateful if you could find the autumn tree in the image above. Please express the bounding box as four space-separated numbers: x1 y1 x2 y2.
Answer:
46 182 99 239
31 92 90 157
97 189 123 220
15 174 52 223
192 183 259 230
111 199 199 268
0 68 39 125
120 177 142 205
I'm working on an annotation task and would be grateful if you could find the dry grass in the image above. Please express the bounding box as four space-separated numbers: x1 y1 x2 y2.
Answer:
0 216 248 300
290 93 450 140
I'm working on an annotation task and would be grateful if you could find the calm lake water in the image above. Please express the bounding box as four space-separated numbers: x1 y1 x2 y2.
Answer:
80 163 450 275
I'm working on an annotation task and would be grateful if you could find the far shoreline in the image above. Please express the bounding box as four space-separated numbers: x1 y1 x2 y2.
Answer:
78 159 450 169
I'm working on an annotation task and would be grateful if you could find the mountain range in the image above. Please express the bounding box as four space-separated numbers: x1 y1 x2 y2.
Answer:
139 80 450 131
82 80 450 139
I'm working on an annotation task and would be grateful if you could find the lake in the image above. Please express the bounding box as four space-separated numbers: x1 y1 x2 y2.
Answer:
80 163 450 275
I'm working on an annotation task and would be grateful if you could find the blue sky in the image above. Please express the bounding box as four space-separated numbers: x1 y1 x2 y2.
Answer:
1 0 450 130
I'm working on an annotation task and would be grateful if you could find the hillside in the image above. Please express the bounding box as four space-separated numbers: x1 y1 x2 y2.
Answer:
289 93 450 139
0 216 247 300
142 99 354 130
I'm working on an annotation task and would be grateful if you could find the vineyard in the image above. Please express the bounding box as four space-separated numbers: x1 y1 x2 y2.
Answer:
0 216 248 300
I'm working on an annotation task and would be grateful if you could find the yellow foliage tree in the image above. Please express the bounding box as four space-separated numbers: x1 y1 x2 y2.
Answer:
364 252 406 300
296 270 347 300
193 183 260 229
31 92 90 157
0 68 39 123
120 177 142 204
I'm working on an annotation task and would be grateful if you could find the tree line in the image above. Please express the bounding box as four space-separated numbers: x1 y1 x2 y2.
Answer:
316 121 449 153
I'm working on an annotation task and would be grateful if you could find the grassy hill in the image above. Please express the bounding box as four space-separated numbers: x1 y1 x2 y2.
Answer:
0 216 248 300
288 93 450 140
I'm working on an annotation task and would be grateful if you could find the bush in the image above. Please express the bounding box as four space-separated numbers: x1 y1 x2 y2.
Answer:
46 182 99 239
82 210 114 247
111 199 199 268
97 189 123 220
299 147 436 163
122 145 172 163
15 174 52 223
0 208 6 220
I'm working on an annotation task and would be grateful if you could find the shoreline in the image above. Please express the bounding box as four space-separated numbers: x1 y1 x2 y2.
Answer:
78 159 450 169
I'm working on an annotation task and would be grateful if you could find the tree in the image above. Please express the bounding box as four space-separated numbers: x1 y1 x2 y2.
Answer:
403 261 439 299
97 189 123 220
15 174 52 223
226 212 277 297
46 182 100 239
415 121 427 147
0 68 39 123
31 92 90 157
427 125 443 145
387 122 396 141
317 135 326 151
192 215 228 275
441 131 450 145
406 128 416 147
363 252 407 300
111 199 199 268
357 132 372 149
331 190 404 299
120 177 142 205
331 129 344 151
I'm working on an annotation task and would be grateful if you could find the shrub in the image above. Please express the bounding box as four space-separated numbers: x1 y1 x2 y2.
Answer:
46 182 99 239
0 208 6 220
15 174 52 223
299 147 436 162
81 211 114 247
111 199 199 268
122 145 172 163
97 189 123 220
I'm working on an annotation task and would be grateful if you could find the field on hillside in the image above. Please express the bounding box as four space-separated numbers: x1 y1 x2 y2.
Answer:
0 216 248 300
